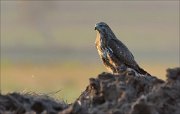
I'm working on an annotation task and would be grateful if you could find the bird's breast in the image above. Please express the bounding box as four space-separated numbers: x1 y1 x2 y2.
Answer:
95 31 110 61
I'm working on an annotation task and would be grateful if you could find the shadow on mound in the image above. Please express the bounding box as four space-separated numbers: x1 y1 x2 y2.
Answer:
0 67 180 114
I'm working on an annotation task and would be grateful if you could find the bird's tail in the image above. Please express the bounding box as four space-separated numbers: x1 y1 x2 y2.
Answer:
136 65 151 76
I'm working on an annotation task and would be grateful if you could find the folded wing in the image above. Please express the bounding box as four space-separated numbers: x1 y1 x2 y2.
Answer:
107 38 137 68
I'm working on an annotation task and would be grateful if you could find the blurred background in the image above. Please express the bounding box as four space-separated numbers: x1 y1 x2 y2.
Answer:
1 1 179 102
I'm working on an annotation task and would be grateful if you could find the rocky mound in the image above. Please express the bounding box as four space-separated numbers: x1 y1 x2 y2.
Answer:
0 67 180 114
0 93 68 114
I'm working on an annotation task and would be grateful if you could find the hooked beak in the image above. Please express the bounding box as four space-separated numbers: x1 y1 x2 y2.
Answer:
94 24 99 31
95 26 97 30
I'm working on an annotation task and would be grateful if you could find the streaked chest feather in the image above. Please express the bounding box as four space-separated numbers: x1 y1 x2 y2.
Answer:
95 35 113 63
95 38 107 59
95 33 119 73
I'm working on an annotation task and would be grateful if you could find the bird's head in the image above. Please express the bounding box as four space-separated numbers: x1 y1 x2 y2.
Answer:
95 22 116 39
95 22 110 31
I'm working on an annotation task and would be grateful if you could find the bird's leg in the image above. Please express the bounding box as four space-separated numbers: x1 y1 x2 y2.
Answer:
126 68 136 76
113 64 127 76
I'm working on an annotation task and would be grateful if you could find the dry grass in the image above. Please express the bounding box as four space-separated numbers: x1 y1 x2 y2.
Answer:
1 63 103 102
1 62 177 102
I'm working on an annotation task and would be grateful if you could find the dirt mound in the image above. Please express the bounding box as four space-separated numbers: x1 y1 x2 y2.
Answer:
0 67 180 114
0 93 68 114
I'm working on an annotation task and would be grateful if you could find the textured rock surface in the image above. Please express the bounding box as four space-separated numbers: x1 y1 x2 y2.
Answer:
0 93 68 114
0 67 180 114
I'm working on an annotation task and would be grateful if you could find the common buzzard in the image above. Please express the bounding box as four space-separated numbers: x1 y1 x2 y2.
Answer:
95 22 150 76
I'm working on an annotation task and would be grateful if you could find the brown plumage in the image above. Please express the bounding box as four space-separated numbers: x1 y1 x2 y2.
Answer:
95 22 150 75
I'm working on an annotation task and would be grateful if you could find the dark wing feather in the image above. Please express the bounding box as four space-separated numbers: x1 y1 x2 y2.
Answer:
107 38 137 67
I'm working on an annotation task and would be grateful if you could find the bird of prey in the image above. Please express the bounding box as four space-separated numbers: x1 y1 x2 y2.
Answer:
95 22 150 76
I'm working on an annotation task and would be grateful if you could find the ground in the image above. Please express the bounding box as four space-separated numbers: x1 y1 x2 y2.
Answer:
0 67 180 114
